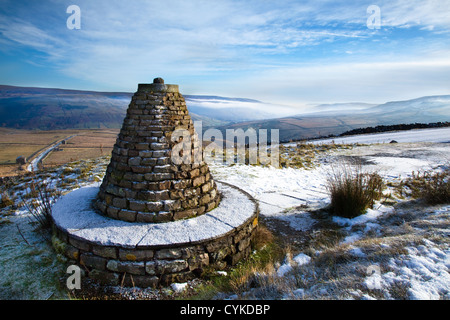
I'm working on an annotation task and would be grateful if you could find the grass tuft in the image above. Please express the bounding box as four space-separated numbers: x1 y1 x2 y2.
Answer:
22 178 61 230
403 167 450 205
326 162 385 218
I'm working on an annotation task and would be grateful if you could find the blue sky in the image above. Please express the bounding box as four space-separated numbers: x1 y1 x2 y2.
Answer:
0 0 449 109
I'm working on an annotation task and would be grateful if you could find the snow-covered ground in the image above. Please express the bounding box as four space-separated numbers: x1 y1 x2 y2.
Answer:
306 127 450 145
207 130 450 300
1 128 449 300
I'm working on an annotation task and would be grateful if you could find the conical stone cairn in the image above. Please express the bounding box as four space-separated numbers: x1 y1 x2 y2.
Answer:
94 78 220 223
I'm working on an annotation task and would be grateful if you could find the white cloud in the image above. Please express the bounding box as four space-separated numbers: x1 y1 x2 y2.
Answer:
380 0 450 30
1 0 449 104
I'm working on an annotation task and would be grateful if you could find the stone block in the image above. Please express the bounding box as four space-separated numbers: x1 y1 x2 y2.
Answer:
163 200 181 211
201 181 212 194
193 175 205 187
132 181 147 190
145 261 157 275
156 248 183 259
161 271 196 286
151 150 168 157
118 210 137 222
158 180 171 190
128 157 142 166
135 143 149 150
154 211 173 222
80 253 107 270
119 249 154 261
156 260 188 274
173 179 189 190
141 158 157 166
139 150 153 158
199 194 211 206
150 142 168 150
129 200 147 211
112 197 127 209
173 209 196 220
106 260 146 275
189 168 200 178
106 206 120 219
144 173 173 181
69 237 90 251
136 212 156 223
88 269 120 286
156 157 170 165
237 237 252 252
64 244 80 261
153 165 173 173
92 245 117 259
188 253 210 271
123 275 159 288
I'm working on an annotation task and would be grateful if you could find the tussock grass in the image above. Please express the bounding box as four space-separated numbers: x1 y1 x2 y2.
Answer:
22 179 61 230
326 162 385 218
0 191 14 209
403 167 450 205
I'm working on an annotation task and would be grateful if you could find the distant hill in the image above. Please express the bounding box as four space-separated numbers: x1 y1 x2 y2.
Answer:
0 85 131 130
216 95 450 142
1 85 449 142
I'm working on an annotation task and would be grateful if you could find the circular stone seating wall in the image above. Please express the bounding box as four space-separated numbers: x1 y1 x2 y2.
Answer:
51 181 259 287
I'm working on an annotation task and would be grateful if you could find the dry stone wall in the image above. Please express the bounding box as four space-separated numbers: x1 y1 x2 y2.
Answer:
52 182 259 288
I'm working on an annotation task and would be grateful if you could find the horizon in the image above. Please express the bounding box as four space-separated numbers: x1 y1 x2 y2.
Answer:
1 1 450 111
2 82 450 108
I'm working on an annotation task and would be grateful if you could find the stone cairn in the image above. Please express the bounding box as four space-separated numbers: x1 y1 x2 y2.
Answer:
51 78 259 288
94 77 220 223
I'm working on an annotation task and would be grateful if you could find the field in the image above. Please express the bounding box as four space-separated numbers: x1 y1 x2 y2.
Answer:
0 128 118 176
42 130 118 167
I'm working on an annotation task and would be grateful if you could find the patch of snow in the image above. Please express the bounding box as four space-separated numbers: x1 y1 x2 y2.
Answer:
277 263 293 277
277 253 311 277
332 205 392 228
277 212 316 232
308 127 450 145
292 288 305 298
349 247 366 257
171 282 188 293
293 253 311 266
383 243 450 300
342 233 362 244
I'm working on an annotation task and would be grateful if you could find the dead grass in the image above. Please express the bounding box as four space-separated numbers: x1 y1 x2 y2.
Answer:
402 167 450 205
0 129 118 172
326 161 385 218
43 130 117 167
279 142 355 169
0 128 81 164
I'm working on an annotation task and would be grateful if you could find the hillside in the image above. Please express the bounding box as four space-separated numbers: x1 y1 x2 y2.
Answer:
219 96 450 142
1 85 449 142
0 85 228 130
0 85 131 130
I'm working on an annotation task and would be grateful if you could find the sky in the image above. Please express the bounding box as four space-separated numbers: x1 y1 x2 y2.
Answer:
0 0 449 110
